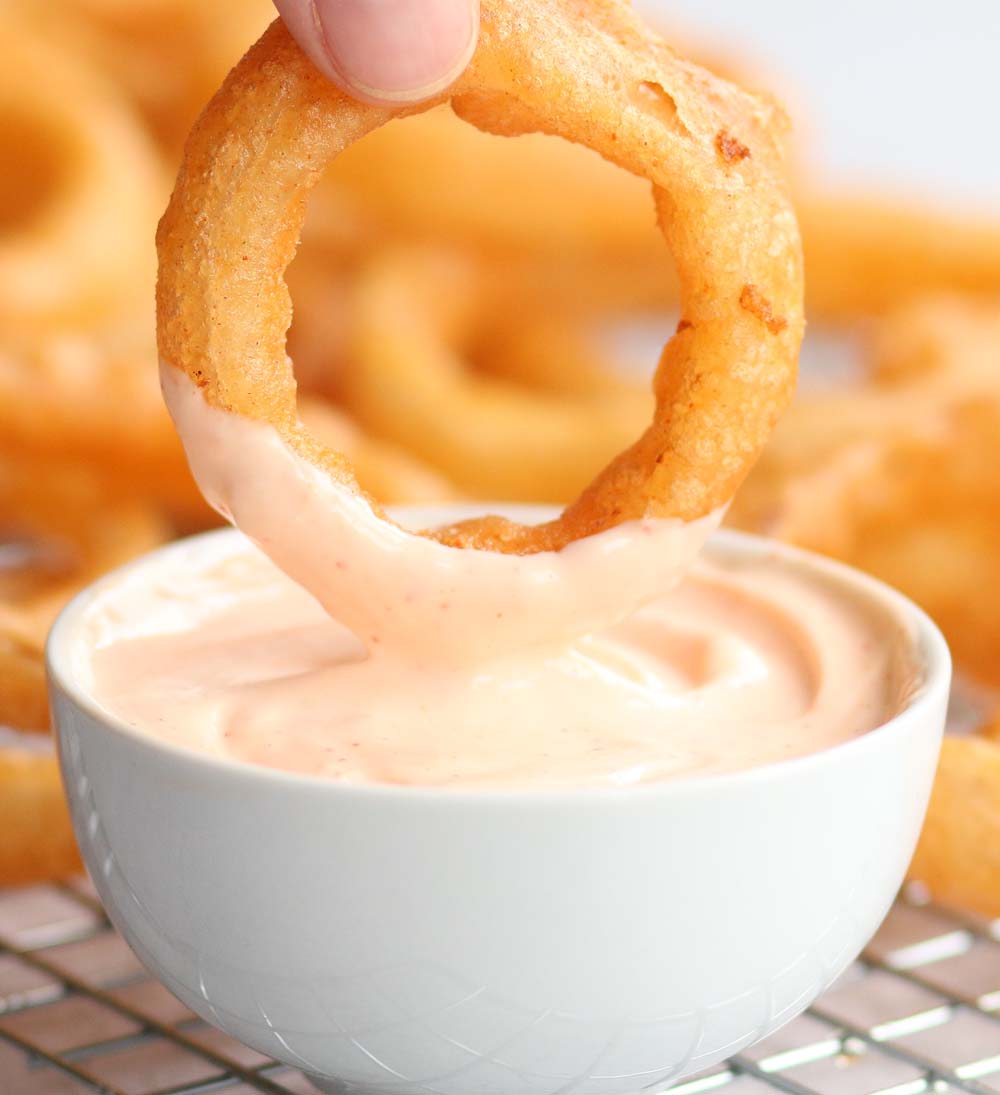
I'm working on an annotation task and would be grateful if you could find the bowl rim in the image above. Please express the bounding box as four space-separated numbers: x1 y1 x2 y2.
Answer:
47 509 951 807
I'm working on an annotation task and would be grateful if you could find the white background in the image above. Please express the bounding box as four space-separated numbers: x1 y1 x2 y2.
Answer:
640 0 998 207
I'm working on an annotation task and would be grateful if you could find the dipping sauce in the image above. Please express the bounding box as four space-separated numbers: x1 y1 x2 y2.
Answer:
79 531 920 789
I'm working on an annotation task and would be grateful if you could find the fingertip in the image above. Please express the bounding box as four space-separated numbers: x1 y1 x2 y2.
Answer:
275 0 478 105
272 1 331 76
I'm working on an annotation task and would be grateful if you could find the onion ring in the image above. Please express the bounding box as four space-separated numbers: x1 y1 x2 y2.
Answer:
0 16 165 332
0 730 81 886
0 460 168 732
46 0 274 159
472 314 655 404
0 464 164 883
733 397 1000 686
729 295 1000 687
908 733 1000 918
344 248 649 502
158 2 803 553
298 395 459 504
317 104 667 283
0 334 210 524
0 609 52 736
868 293 1000 396
800 193 1000 322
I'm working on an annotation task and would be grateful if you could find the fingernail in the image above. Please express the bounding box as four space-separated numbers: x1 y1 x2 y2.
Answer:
312 0 478 102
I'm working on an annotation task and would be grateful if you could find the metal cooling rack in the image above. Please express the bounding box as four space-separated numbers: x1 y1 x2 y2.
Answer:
1 880 999 1095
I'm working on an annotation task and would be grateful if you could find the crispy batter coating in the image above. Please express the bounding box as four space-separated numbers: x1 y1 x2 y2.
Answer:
157 0 803 553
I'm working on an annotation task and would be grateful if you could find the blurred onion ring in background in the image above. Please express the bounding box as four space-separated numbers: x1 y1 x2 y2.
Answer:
0 16 165 333
298 396 459 505
0 461 168 733
45 0 274 160
157 0 803 554
343 249 650 503
0 732 82 886
730 296 1000 689
0 465 167 885
909 732 1000 918
0 337 209 529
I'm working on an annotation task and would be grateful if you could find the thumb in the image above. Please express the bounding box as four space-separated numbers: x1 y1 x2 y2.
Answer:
273 0 479 105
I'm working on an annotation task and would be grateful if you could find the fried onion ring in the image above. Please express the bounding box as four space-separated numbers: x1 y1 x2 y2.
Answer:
298 395 459 505
343 249 649 502
157 1 803 554
0 16 165 332
48 0 274 160
0 334 210 526
0 608 52 736
908 733 1000 918
314 104 670 293
867 293 1000 397
800 192 1000 321
0 730 82 886
733 398 1000 687
0 460 168 732
730 296 1000 687
0 463 165 883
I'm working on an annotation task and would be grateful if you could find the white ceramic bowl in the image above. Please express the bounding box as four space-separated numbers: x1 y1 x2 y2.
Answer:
48 514 950 1095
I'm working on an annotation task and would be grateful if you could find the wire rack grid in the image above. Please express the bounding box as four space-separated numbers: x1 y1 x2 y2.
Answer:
0 879 999 1095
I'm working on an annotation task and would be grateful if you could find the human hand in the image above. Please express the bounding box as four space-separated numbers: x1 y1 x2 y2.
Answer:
273 0 479 105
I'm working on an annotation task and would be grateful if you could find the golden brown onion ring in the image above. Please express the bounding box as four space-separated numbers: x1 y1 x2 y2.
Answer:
730 294 1000 686
732 395 1000 688
471 314 656 404
0 335 209 527
311 108 1000 329
158 2 803 553
909 733 1000 919
0 17 165 331
867 293 1000 395
44 0 274 160
344 249 650 502
298 396 459 504
0 460 168 732
0 730 82 885
800 193 1000 322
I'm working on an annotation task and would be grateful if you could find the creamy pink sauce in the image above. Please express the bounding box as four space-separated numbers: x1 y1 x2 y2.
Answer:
82 533 915 787
159 366 722 664
73 366 920 788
